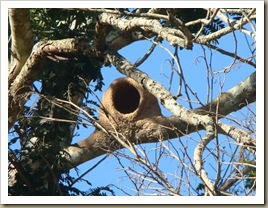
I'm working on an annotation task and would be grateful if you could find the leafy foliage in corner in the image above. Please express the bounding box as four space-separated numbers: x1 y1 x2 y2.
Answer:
30 8 98 41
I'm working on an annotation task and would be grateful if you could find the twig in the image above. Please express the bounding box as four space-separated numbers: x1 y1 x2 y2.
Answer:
70 154 109 187
206 43 256 68
134 36 161 67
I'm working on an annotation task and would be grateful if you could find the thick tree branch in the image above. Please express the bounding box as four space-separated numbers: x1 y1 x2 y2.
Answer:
63 106 255 170
98 13 192 49
194 71 256 117
8 9 34 86
193 130 215 195
217 123 256 154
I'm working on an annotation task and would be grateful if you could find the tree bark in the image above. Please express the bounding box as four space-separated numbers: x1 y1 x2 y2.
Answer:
8 9 34 86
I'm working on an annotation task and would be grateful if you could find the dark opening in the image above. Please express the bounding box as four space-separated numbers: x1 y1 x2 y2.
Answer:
113 82 140 114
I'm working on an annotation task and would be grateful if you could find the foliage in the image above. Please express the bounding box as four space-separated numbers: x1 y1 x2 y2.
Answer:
30 8 98 41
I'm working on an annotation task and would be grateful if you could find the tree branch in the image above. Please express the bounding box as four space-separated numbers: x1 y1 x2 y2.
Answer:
217 123 256 154
98 13 192 49
194 71 256 117
8 9 34 86
194 9 256 44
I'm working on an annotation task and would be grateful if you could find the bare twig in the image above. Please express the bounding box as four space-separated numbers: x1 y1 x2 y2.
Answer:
205 44 256 68
135 36 161 67
195 9 256 44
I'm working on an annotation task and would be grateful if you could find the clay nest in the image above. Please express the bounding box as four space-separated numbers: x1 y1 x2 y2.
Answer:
98 77 162 130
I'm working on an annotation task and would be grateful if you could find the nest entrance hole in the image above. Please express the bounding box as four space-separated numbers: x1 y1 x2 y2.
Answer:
113 82 140 114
